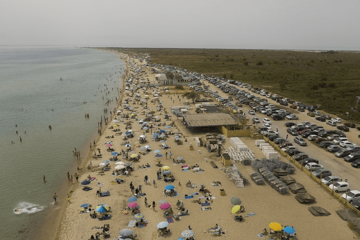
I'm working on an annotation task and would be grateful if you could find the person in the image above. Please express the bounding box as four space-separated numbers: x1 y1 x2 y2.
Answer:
43 175 46 183
286 134 288 139
153 180 156 187
188 225 192 230
169 151 172 158
53 193 58 203
152 201 155 210
165 152 168 159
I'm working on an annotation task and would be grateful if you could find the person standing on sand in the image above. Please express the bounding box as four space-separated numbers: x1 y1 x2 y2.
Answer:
43 175 46 183
75 173 79 182
152 201 155 210
169 151 172 158
53 193 58 203
165 152 168 159
67 172 70 180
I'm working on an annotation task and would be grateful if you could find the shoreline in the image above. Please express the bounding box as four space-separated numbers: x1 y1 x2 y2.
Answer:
35 50 127 240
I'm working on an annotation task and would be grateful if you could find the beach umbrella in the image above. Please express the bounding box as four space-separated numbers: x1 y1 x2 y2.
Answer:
153 133 159 138
80 204 89 208
140 147 146 151
128 202 138 208
115 165 125 170
165 126 171 129
283 226 295 234
128 196 137 202
159 129 165 133
96 205 109 213
154 150 161 154
111 152 118 156
81 180 90 185
125 132 132 135
142 122 147 126
125 144 131 148
139 135 146 139
130 154 138 158
159 203 171 210
231 205 241 214
115 161 125 165
177 157 184 160
165 185 175 190
158 200 168 204
181 230 195 238
99 162 107 166
230 197 242 205
162 171 171 175
125 163 132 166
133 213 144 220
106 144 112 147
143 127 149 130
105 141 112 144
269 222 282 232
119 229 133 237
162 166 170 171
157 221 169 229
113 124 119 127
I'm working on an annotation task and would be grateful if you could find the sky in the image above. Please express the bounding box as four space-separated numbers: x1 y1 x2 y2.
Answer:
0 0 359 50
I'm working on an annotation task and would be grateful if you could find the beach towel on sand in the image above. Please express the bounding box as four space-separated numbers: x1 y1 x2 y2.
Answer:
201 203 210 206
128 220 136 227
166 217 174 223
185 195 193 199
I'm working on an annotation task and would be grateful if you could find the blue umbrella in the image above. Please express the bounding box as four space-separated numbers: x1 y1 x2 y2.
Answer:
165 185 175 190
154 150 161 154
128 196 138 202
142 122 147 126
159 129 165 133
125 131 132 135
81 180 90 185
143 127 149 130
162 171 171 175
133 213 144 220
96 205 109 213
283 226 295 234
125 144 131 148
111 152 118 156
165 126 171 129
80 204 89 208
102 160 110 164
153 133 159 138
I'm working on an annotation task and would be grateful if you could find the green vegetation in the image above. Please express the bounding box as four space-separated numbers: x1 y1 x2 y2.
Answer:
183 91 200 103
105 48 360 121
175 85 184 90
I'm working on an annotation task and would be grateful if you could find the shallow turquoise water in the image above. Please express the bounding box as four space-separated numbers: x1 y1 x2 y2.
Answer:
0 47 125 239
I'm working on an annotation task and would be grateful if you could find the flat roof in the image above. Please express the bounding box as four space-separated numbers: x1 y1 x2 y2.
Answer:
183 113 238 127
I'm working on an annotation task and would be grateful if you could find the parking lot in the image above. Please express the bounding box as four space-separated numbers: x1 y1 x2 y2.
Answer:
201 79 360 194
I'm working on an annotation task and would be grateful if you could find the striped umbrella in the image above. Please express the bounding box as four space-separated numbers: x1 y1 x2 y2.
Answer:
133 213 144 220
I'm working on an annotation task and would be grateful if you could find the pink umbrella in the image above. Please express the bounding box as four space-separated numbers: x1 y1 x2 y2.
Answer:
128 202 138 208
182 165 188 168
106 144 112 147
159 202 171 210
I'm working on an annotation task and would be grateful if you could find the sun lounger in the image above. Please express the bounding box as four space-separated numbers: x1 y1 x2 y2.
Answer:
184 195 193 199
201 203 210 206
98 190 110 197
179 209 189 216
201 206 212 211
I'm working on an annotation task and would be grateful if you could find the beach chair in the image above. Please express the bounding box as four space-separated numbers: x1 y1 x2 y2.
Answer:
179 209 189 216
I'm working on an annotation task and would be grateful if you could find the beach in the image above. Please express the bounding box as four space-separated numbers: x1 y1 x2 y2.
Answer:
57 51 359 240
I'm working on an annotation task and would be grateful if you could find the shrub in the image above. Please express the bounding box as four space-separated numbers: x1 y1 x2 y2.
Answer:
256 61 263 66
328 83 336 88
175 85 184 90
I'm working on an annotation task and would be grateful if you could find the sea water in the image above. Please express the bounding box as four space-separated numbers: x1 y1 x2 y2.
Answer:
0 47 125 239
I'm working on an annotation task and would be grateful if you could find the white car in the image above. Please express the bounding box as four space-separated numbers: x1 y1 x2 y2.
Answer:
329 182 350 193
263 118 271 125
339 141 353 148
321 176 341 186
308 135 318 141
331 118 342 123
305 163 323 171
281 146 298 153
248 110 255 115
333 137 348 145
263 123 271 129
342 190 360 203
327 121 337 126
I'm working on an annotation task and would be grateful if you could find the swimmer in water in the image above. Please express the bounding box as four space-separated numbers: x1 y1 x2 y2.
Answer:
14 208 22 213
11 141 15 144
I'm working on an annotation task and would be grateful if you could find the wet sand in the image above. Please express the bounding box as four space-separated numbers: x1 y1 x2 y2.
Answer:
57 52 359 240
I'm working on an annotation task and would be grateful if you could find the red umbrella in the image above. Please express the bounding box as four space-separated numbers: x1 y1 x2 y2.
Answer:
128 202 138 208
159 202 171 210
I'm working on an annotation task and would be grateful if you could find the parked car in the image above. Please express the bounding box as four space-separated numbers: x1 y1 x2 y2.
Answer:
274 138 287 145
327 145 342 153
329 182 350 192
344 123 356 128
342 190 360 203
344 153 360 162
327 121 337 126
282 146 298 153
288 149 303 156
305 163 323 171
272 115 284 121
279 142 293 149
298 107 305 112
351 159 360 168
327 134 340 141
248 110 255 115
307 135 318 141
335 150 352 158
294 153 309 161
321 176 341 186
294 137 307 146
333 137 348 145
319 141 332 148
337 125 349 132
263 118 271 125
287 128 298 136
332 118 342 123
307 112 315 117
286 114 298 120
315 116 326 122
252 117 260 124
299 158 319 166
285 122 296 127
312 168 332 179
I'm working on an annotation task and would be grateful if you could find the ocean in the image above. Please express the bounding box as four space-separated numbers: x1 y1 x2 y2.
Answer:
0 47 125 239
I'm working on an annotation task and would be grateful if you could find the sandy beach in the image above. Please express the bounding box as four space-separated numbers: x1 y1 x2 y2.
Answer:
57 52 359 240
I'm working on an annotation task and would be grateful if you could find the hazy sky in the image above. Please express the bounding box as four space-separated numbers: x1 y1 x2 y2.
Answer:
1 0 359 50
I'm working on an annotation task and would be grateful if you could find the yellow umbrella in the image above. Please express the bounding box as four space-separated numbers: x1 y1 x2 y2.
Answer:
113 124 119 127
231 205 241 214
269 222 282 232
130 154 138 158
162 166 170 171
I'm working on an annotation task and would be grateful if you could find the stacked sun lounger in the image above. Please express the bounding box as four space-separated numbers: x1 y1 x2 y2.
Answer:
295 192 316 204
227 146 255 164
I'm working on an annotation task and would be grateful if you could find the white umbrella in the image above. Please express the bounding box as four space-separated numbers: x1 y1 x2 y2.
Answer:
139 135 146 139
115 165 126 170
115 161 125 165
181 230 195 238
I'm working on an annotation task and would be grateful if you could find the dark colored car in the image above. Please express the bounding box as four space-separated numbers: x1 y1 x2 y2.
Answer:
312 169 332 179
344 123 356 128
334 130 346 137
299 158 319 166
274 138 288 145
272 115 284 121
294 137 307 146
280 142 293 149
302 131 318 138
318 131 328 138
320 141 332 148
327 145 342 153
335 150 352 158
344 153 360 162
298 107 305 112
288 149 303 156
285 122 296 127
287 128 298 136
337 125 350 132
268 134 278 141
315 116 326 122
351 159 360 168
315 137 328 143
294 153 310 161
